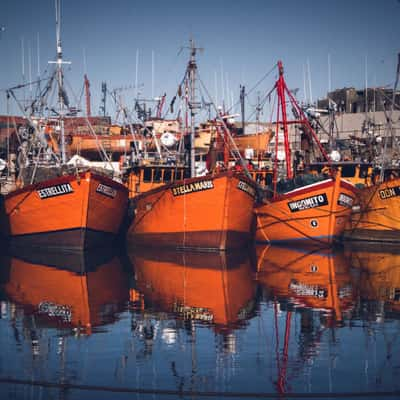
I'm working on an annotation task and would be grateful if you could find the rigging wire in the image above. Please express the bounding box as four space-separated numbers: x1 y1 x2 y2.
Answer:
224 63 277 116
197 72 251 178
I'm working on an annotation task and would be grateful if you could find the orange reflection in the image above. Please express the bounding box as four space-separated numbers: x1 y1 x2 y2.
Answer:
128 248 256 330
255 245 354 323
0 247 129 333
347 245 400 315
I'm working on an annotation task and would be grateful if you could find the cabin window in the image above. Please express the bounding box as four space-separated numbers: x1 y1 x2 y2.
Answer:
153 168 162 183
143 168 152 182
359 165 370 178
176 170 183 180
163 169 172 182
341 165 356 178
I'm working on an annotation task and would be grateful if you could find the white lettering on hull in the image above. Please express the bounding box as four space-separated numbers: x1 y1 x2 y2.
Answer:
37 183 74 199
171 180 214 196
96 183 117 198
288 193 328 212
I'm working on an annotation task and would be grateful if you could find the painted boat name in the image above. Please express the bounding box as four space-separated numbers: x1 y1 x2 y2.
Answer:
38 301 72 322
171 180 214 196
379 186 400 200
37 183 73 199
337 193 354 208
237 180 256 198
288 193 328 212
96 183 117 198
174 304 214 321
290 280 328 298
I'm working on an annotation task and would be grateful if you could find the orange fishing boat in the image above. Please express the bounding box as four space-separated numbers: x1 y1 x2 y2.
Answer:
343 175 400 243
255 245 354 320
67 119 182 161
128 170 256 250
0 4 129 249
254 174 357 246
67 133 132 159
128 248 256 328
0 248 129 333
343 57 400 244
0 170 128 250
254 61 358 246
126 41 256 250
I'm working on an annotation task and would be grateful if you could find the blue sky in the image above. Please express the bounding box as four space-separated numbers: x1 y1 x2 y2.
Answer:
0 0 399 120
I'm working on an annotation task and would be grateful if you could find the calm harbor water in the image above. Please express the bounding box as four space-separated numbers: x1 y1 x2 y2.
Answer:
0 242 399 399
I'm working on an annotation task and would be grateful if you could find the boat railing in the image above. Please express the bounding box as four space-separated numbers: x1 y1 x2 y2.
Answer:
248 170 273 187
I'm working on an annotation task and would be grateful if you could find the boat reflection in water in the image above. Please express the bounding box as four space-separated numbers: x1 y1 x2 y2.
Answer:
254 245 355 395
128 248 257 334
346 244 400 320
0 246 129 335
255 245 355 324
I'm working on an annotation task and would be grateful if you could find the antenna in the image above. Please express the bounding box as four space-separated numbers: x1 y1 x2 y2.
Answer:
36 32 40 78
328 53 331 93
21 37 25 105
28 43 32 93
83 47 87 74
214 70 218 110
135 49 139 100
151 50 154 99
307 58 313 105
364 55 368 113
220 58 225 111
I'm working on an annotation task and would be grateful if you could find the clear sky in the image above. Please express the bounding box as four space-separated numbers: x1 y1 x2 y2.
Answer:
0 0 399 120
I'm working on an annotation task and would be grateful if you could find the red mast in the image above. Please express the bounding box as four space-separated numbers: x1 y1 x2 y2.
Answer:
272 60 331 196
277 61 292 179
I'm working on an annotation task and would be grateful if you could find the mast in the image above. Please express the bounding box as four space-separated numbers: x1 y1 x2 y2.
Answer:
100 82 107 117
84 74 91 117
272 61 331 195
187 39 201 177
276 61 292 179
240 85 245 135
48 0 71 165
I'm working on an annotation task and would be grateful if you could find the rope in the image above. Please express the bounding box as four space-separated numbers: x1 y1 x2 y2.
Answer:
0 377 398 398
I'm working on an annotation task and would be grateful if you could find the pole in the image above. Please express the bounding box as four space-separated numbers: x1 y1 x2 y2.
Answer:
48 0 71 164
189 40 197 177
277 61 292 179
240 85 245 135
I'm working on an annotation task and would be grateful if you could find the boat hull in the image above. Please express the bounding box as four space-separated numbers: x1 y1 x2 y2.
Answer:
0 171 128 250
343 177 400 243
127 172 256 250
254 178 357 246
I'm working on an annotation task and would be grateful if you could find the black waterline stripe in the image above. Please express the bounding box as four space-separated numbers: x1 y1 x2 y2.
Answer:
0 377 399 398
